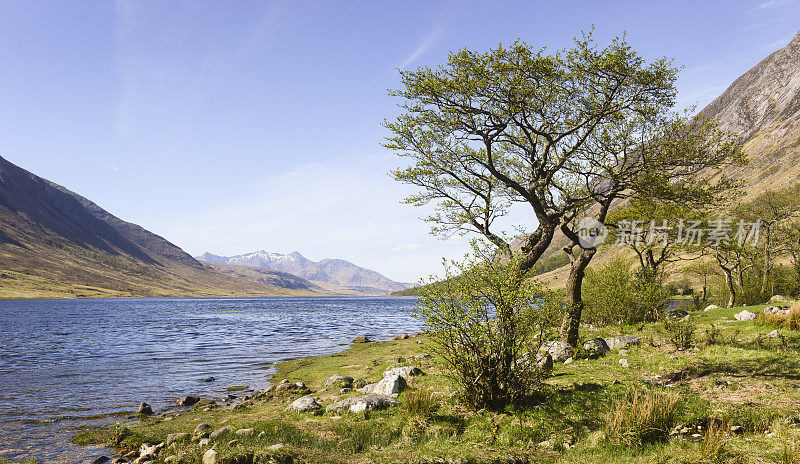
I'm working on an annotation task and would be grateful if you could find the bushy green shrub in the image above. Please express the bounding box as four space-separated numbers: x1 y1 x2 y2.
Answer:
582 258 667 326
415 245 560 410
663 317 695 350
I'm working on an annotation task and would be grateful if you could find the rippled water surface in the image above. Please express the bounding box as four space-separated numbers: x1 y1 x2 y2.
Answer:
0 296 420 463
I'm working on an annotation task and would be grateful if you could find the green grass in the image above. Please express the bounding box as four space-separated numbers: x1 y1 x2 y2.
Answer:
70 303 800 463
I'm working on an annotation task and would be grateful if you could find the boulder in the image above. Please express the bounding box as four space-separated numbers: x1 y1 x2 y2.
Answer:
352 378 367 389
764 306 790 316
734 310 756 321
286 395 321 412
324 374 354 389
360 383 377 394
165 433 188 445
274 380 306 392
770 295 791 303
194 423 211 437
177 396 200 406
730 425 745 434
92 456 110 464
394 333 410 340
541 341 574 363
704 304 719 311
666 309 690 319
209 426 234 440
383 366 423 378
582 338 610 358
202 449 217 464
768 329 781 338
373 374 406 395
138 443 161 460
138 402 153 416
534 353 553 373
325 393 399 413
352 335 371 343
603 335 640 350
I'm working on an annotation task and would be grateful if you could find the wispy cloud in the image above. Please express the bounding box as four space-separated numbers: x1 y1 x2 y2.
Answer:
755 0 778 9
399 28 442 70
385 243 422 252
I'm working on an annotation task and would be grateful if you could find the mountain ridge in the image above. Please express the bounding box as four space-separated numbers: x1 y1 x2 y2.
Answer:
196 250 414 295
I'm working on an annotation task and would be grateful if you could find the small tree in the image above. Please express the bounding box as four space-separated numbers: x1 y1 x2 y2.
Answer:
414 245 559 410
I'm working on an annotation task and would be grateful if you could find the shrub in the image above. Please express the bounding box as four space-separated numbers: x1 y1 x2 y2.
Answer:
663 317 695 350
583 258 667 326
415 244 560 410
603 389 679 447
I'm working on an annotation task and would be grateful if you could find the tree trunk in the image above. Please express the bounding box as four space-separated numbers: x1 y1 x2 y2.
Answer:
517 220 558 274
722 269 736 308
561 248 596 345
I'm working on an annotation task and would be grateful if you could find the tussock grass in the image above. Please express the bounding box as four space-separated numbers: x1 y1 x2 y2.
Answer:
603 389 679 447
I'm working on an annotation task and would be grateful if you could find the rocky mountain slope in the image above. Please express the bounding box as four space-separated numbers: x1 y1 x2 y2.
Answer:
0 156 320 298
196 250 413 295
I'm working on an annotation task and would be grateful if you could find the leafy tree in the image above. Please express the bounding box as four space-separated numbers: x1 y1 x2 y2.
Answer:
386 34 678 275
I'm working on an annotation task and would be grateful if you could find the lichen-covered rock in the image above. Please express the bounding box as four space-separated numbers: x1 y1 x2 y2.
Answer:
324 374 354 389
541 341 573 363
383 366 423 378
286 395 321 412
582 338 610 358
603 336 640 350
373 374 406 395
734 310 756 321
325 393 399 413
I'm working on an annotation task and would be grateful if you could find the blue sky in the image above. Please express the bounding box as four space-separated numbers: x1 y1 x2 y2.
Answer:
1 0 798 282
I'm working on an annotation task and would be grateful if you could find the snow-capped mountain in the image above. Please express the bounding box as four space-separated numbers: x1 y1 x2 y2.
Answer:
195 250 414 295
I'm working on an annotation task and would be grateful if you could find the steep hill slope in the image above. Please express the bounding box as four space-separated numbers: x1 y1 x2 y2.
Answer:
196 250 414 295
0 156 319 298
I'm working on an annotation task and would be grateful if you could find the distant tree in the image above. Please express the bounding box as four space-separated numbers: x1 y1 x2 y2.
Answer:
385 34 679 276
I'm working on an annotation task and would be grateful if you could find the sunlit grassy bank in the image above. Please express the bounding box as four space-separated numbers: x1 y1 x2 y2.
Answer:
71 302 800 464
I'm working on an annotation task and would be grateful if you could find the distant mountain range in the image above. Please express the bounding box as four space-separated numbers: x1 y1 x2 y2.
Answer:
0 156 321 298
196 250 414 295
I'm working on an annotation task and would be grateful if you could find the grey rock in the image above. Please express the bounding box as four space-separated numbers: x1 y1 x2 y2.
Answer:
209 425 234 440
734 310 756 321
92 456 110 464
165 433 188 445
177 396 200 406
360 383 377 394
619 358 629 368
768 329 781 338
235 428 254 436
138 402 153 416
582 338 610 358
541 341 574 363
534 353 553 373
202 449 217 464
324 374 354 389
268 444 285 451
603 335 641 350
731 425 745 434
383 366 423 378
325 393 399 413
194 423 211 437
704 304 719 311
352 378 367 389
373 374 406 395
286 396 321 412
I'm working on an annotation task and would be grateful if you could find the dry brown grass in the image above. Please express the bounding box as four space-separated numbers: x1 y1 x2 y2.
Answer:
603 389 680 447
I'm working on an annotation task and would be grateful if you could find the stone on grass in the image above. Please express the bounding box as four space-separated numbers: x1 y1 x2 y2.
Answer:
734 310 756 321
235 428 254 436
704 304 719 311
202 449 217 464
268 444 285 451
209 426 234 440
731 425 745 434
194 424 211 437
603 336 640 350
534 353 553 373
325 393 399 413
286 395 321 412
541 341 574 363
360 383 377 394
383 366 423 378
768 330 781 338
324 374 354 389
373 374 406 395
770 295 791 303
619 358 629 368
582 338 610 358
165 433 188 445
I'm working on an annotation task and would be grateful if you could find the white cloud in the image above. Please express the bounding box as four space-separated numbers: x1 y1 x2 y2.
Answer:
399 28 442 70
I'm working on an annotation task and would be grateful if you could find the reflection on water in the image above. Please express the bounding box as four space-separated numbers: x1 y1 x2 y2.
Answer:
0 296 420 463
